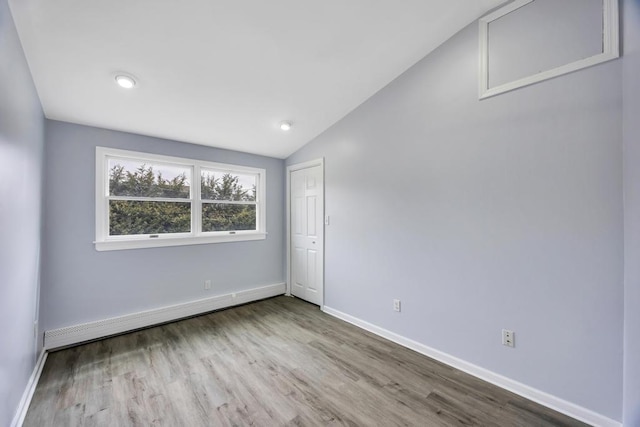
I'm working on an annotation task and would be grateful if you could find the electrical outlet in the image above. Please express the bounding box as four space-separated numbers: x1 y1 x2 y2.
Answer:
393 299 401 312
33 321 38 340
204 280 212 290
502 329 515 347
325 215 330 225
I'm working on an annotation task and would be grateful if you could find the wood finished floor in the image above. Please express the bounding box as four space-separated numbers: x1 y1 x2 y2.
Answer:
24 296 588 426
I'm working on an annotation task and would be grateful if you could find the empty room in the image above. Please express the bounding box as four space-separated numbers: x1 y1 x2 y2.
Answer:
2 0 639 426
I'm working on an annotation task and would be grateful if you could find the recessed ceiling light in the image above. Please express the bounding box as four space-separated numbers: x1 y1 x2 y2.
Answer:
115 74 136 89
280 121 292 131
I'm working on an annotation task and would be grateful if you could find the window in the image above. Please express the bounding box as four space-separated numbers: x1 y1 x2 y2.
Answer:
95 147 266 251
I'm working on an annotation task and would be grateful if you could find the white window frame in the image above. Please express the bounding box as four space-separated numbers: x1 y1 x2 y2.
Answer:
95 147 266 251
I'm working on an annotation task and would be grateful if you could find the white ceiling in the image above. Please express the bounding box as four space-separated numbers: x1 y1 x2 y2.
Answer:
9 0 505 159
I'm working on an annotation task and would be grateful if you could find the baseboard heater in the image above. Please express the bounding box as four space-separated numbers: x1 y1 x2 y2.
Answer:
44 282 286 350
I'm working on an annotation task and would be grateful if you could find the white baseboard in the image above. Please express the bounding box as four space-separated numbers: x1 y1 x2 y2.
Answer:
322 306 621 427
44 283 286 350
10 350 48 427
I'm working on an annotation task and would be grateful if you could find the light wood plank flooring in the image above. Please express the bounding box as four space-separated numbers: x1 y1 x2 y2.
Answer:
24 296 588 426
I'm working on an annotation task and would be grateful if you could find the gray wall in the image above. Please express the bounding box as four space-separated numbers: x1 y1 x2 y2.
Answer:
287 14 623 422
0 1 45 425
623 0 640 425
487 0 603 88
41 120 285 331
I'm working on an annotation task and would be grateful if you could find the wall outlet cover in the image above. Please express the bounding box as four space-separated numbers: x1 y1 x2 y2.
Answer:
502 329 515 347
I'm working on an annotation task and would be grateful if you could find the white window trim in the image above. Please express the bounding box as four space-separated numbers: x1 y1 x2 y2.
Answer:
95 147 266 251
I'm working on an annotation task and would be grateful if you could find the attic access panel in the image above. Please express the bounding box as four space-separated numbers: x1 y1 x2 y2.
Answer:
479 0 619 99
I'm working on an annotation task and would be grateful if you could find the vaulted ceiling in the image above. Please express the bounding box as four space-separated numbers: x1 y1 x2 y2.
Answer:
9 0 505 158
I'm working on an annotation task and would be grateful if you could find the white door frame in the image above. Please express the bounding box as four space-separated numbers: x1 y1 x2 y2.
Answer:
286 158 325 307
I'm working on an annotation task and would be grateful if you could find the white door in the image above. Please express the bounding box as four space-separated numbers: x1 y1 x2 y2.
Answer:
290 164 324 306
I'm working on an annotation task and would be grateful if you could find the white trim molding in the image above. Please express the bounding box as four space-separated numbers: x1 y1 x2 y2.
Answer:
44 283 286 350
479 0 620 99
10 350 48 427
322 306 621 427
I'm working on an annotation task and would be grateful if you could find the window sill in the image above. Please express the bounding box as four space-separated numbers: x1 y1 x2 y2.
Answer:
95 232 267 251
